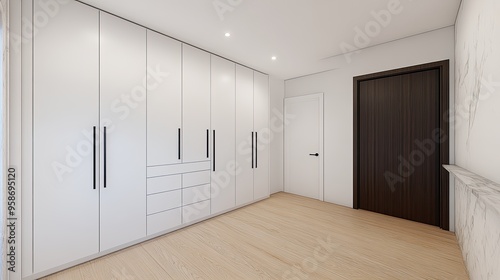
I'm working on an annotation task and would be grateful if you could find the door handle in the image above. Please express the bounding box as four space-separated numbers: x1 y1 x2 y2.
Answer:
251 132 254 169
93 126 96 190
213 130 216 172
178 128 181 160
206 129 209 158
309 153 319 157
104 126 107 188
255 132 258 168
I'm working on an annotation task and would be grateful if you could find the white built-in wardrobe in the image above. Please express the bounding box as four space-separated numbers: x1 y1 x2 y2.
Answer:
30 0 269 277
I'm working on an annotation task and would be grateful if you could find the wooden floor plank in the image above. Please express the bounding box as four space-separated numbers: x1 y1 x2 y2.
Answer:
43 192 469 280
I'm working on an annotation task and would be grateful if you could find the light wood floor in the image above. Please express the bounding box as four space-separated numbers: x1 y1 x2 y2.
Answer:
43 192 468 279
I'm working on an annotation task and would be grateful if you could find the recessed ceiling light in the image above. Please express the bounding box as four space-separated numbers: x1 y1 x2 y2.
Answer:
271 56 277 61
225 32 231 37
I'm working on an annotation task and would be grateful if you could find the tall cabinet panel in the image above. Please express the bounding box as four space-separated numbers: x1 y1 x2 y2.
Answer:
147 31 182 166
29 1 270 276
235 65 255 205
100 12 147 251
33 0 99 273
211 56 236 214
254 72 271 200
183 45 211 163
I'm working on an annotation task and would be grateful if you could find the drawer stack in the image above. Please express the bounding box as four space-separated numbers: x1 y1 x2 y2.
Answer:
146 162 211 235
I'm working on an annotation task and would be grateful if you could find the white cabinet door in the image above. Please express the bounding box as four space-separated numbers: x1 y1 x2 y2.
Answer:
33 0 99 273
254 72 270 200
100 12 147 251
182 45 211 163
147 31 182 166
235 65 255 206
211 56 236 214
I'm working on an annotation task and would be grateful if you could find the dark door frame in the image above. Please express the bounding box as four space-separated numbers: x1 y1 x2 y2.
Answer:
353 60 450 230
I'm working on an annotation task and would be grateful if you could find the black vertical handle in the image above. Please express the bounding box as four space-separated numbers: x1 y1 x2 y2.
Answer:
251 132 254 169
213 130 216 172
206 129 209 158
93 126 96 190
104 126 107 188
255 132 258 168
178 128 181 160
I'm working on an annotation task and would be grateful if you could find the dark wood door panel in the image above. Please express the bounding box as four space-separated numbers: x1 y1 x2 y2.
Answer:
358 69 440 226
406 70 440 225
359 75 406 219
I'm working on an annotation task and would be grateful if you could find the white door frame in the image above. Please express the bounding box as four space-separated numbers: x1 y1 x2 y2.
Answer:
284 93 324 201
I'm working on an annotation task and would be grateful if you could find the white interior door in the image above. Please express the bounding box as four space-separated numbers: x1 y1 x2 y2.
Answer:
235 65 254 206
33 0 99 273
284 93 324 200
100 12 147 251
211 55 236 214
147 30 182 166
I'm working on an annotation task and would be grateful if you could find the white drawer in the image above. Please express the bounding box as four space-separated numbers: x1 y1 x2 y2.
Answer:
183 171 210 188
183 184 211 206
147 175 181 195
183 200 211 224
147 208 181 236
147 190 181 215
147 161 210 177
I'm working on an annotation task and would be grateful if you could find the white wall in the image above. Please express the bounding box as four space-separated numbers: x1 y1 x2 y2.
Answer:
285 26 455 209
453 0 500 274
270 76 284 194
455 0 500 184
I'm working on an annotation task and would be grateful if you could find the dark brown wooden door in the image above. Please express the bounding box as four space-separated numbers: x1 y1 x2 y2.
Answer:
358 69 440 226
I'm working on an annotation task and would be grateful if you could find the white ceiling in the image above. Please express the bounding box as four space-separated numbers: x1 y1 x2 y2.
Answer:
79 0 461 80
